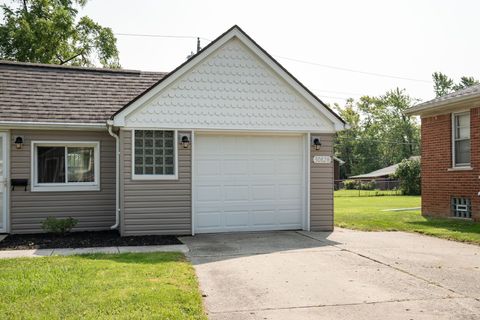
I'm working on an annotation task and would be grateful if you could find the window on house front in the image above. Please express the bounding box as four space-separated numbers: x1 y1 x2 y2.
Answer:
453 112 470 167
32 142 100 192
133 130 177 179
451 197 472 219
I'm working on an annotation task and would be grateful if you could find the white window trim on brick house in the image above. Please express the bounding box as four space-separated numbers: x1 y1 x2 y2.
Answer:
451 111 472 169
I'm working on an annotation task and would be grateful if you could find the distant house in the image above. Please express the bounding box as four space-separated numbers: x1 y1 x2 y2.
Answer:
406 85 480 222
349 156 420 189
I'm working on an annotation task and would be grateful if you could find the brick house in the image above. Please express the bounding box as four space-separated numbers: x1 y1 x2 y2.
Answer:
406 85 480 222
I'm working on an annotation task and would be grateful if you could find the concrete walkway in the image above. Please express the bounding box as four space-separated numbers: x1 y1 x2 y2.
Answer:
180 229 480 320
0 244 188 259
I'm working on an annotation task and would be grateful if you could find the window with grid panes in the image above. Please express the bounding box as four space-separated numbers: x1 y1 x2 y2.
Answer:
134 130 175 176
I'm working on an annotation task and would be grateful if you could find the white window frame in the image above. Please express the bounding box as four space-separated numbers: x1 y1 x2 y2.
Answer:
31 141 100 192
452 112 471 168
131 129 178 180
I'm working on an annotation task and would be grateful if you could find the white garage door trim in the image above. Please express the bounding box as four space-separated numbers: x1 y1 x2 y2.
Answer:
192 132 309 234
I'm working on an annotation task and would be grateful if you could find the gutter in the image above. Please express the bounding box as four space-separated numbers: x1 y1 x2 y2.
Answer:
107 120 120 230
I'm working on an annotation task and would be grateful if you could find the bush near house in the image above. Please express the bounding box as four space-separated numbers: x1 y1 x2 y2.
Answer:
343 179 359 190
41 217 78 235
394 159 421 195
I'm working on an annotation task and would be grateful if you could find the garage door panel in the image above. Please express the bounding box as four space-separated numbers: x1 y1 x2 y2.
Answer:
194 134 305 233
251 185 276 200
224 211 250 227
224 186 249 201
251 210 277 226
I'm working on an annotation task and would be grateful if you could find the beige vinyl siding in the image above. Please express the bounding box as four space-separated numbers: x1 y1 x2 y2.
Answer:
10 130 115 234
120 130 191 236
310 133 334 231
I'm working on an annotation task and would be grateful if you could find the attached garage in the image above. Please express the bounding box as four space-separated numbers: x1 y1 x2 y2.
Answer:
193 134 306 233
113 26 346 236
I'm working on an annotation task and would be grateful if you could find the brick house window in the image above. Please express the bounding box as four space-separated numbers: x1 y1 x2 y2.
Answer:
452 112 470 167
451 197 472 219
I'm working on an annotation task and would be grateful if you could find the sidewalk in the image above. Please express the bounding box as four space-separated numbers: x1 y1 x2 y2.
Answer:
0 244 188 259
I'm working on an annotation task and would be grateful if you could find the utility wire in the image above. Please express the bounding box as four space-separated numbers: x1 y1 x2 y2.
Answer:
115 33 211 42
114 32 431 91
273 55 432 84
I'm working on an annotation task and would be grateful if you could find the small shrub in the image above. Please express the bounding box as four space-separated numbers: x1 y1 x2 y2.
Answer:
41 217 78 235
394 159 421 195
360 180 376 190
343 179 359 190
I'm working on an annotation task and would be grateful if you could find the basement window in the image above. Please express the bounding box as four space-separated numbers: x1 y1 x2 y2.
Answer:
451 197 472 219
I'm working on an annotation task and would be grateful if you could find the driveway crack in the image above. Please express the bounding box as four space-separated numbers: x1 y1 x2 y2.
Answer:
296 231 470 299
208 296 473 315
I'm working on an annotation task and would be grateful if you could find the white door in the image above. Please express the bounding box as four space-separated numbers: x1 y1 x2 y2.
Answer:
0 132 7 233
194 134 305 233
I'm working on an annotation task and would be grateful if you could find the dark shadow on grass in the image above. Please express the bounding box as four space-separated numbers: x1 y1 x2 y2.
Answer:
76 251 186 265
405 217 480 236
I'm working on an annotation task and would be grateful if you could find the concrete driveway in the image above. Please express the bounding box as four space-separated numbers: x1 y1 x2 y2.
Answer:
180 228 480 320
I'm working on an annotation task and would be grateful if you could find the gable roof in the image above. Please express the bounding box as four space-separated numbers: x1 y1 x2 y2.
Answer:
405 83 480 116
0 60 166 126
112 25 345 129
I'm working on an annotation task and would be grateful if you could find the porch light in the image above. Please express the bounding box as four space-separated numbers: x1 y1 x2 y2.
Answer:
181 135 191 148
313 138 321 151
14 136 23 149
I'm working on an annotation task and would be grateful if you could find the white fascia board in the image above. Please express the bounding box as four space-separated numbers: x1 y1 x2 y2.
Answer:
0 121 106 130
113 27 345 131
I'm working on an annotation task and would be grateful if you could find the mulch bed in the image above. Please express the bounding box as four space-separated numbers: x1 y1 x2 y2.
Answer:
0 230 182 250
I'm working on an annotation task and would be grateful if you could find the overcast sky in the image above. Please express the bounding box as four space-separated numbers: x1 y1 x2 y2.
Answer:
81 0 480 106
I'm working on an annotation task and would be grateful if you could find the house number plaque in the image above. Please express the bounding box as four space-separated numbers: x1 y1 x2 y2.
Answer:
313 156 331 164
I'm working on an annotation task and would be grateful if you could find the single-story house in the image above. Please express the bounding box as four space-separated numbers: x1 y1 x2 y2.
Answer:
349 156 420 190
0 25 346 235
406 86 479 221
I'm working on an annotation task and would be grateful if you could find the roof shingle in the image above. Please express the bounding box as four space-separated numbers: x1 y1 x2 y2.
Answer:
0 60 166 124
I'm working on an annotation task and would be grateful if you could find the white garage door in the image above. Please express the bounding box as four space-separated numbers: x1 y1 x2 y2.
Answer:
194 134 306 233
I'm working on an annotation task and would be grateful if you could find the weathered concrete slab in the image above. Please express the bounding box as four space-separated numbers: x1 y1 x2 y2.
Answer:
184 229 480 320
0 249 53 258
52 247 120 256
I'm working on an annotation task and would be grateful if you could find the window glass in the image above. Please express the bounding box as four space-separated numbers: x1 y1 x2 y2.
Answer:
134 130 175 176
37 146 66 183
67 147 95 182
454 113 470 166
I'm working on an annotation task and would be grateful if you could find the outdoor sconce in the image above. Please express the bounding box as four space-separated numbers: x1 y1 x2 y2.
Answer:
181 135 191 148
14 136 24 149
312 138 321 151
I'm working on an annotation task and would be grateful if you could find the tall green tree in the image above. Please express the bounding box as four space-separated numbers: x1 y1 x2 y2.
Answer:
333 88 420 177
433 72 478 97
0 0 120 67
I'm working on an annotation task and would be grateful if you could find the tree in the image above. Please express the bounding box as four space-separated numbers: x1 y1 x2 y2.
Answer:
333 88 420 178
0 0 120 68
394 158 421 195
433 72 479 97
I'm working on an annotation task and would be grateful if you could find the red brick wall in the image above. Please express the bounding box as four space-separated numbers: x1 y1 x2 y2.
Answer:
421 107 480 221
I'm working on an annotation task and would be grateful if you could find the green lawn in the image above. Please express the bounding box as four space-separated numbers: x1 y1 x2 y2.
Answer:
334 193 480 245
0 252 206 319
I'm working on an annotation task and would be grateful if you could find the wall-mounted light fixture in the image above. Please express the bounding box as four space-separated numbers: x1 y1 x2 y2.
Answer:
14 136 24 149
180 135 191 149
312 137 321 151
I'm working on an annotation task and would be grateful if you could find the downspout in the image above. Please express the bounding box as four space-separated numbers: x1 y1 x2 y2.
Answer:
107 120 120 230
